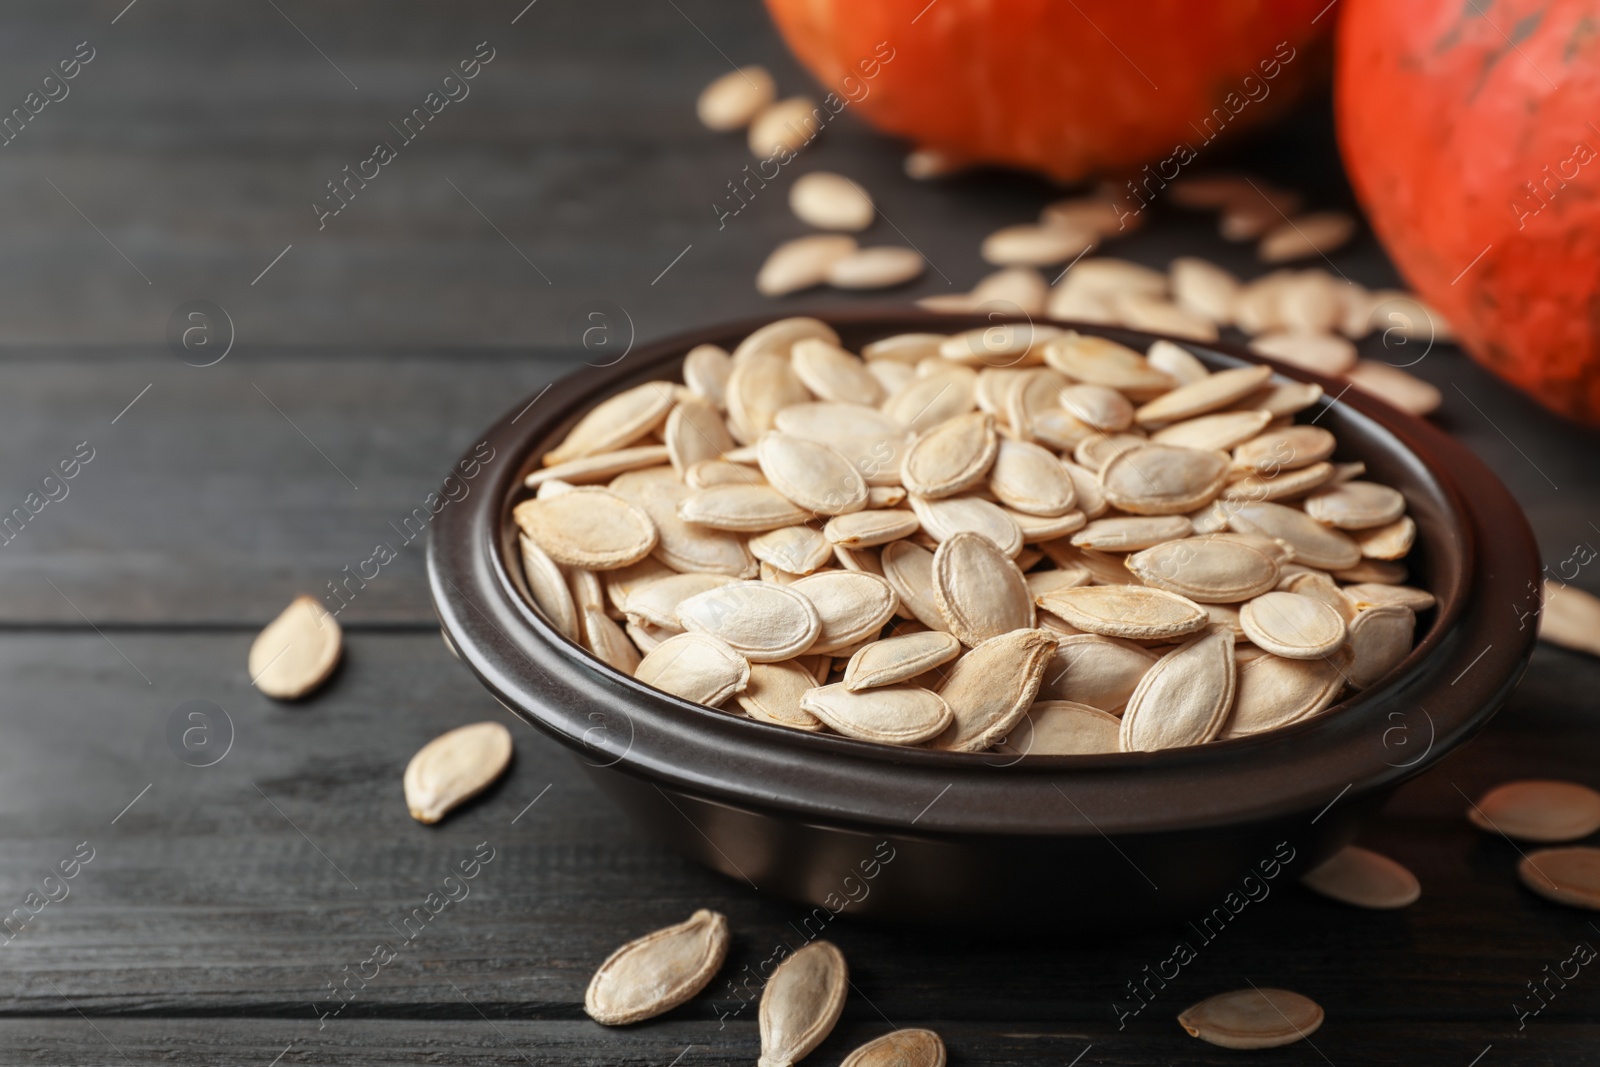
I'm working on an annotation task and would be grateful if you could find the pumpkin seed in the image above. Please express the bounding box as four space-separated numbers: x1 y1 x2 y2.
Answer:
697 65 775 130
932 531 1034 646
1344 603 1415 687
971 267 1048 316
901 411 998 498
1134 365 1272 427
1240 591 1347 659
1151 410 1272 452
907 495 1024 557
1063 257 1168 297
1170 257 1240 324
824 509 920 547
790 570 898 654
679 484 812 532
1047 282 1119 324
1541 580 1600 657
1058 383 1133 432
514 488 658 570
882 372 977 433
403 721 513 824
517 535 581 642
604 557 677 612
843 631 962 690
759 941 848 1067
838 1029 946 1067
1039 585 1208 640
676 580 821 662
1035 633 1157 710
1127 536 1279 603
863 333 947 364
1101 445 1231 515
727 352 813 443
611 470 757 578
1333 559 1408 584
984 440 1072 517
1344 360 1442 416
250 595 343 700
930 628 1056 752
1220 651 1346 738
981 222 1097 266
1220 461 1336 502
526 444 673 487
583 606 643 674
748 96 820 157
627 621 671 653
789 171 874 232
801 683 952 745
737 661 826 730
1146 340 1210 385
997 700 1122 755
1228 501 1362 570
634 632 750 705
1249 332 1358 375
665 399 734 476
1061 460 1107 517
1040 195 1125 234
734 317 840 362
757 432 868 516
1070 515 1194 552
586 909 730 1025
1355 516 1415 560
544 381 677 466
1005 507 1086 542
828 246 925 289
1341 582 1435 612
940 324 1061 367
1469 780 1600 843
791 338 885 406
756 235 858 297
1305 483 1404 536
748 525 833 576
1121 627 1235 751
1179 987 1323 1050
1259 211 1356 262
682 344 732 409
1233 378 1324 417
1518 848 1600 911
1113 292 1219 342
1280 570 1357 622
1277 273 1344 334
623 572 736 630
686 459 766 489
1073 431 1149 472
880 540 947 631
1233 425 1337 473
1043 332 1175 397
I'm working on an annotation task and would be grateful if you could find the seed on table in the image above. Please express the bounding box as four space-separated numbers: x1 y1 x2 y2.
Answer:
1178 987 1324 1049
1060 257 1169 297
789 171 874 231
634 632 751 706
1539 580 1600 657
1249 331 1359 375
1240 591 1348 659
981 222 1097 266
1259 211 1357 263
757 235 858 297
759 941 848 1067
585 909 730 1025
1518 847 1600 911
1169 256 1240 324
1343 359 1443 416
970 266 1048 315
249 595 343 700
403 721 513 824
697 66 775 130
838 1028 946 1067
748 96 820 157
827 246 925 289
1469 780 1600 842
1113 292 1220 343
1300 845 1421 908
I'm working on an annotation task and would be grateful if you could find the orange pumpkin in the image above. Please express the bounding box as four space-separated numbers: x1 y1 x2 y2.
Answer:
1338 0 1600 422
763 0 1333 182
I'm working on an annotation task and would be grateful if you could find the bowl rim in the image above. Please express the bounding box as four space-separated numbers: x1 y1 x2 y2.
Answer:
428 309 1540 839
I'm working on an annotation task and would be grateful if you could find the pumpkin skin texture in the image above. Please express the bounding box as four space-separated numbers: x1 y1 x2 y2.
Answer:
1338 0 1600 423
762 0 1332 182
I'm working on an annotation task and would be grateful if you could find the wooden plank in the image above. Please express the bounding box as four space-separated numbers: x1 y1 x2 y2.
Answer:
1 629 1598 1040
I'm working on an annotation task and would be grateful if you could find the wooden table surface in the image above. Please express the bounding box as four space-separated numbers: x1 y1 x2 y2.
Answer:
6 2 1600 1064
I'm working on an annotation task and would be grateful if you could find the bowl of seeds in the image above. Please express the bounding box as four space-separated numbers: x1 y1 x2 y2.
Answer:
429 310 1538 927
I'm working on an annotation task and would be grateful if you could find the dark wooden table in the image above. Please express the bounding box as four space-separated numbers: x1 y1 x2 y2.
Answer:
5 2 1600 1063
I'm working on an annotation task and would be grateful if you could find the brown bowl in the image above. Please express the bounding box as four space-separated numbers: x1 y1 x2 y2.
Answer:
428 310 1538 929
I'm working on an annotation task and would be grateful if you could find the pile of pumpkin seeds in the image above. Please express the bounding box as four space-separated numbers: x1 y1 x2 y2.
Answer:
510 315 1434 756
